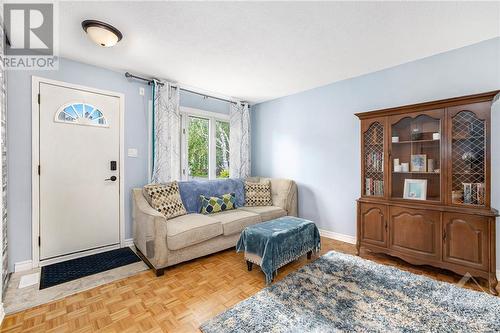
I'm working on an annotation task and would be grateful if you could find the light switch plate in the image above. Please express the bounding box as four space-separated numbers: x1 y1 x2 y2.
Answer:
128 148 138 157
139 87 145 96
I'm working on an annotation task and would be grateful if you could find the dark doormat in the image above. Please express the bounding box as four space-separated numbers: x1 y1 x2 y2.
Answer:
40 247 141 290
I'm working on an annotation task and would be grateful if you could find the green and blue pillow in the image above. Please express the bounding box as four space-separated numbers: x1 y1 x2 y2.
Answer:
200 193 236 214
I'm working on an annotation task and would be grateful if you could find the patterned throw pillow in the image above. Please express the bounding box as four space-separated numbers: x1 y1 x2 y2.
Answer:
245 181 273 206
200 193 236 214
143 182 187 219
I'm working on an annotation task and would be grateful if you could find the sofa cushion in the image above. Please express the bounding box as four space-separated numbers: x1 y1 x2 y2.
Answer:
166 214 222 250
143 182 187 219
244 181 273 206
178 179 245 214
212 210 261 236
239 206 286 221
200 193 236 214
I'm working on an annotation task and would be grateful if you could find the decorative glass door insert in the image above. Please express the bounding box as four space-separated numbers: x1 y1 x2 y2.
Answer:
363 122 384 196
451 111 486 206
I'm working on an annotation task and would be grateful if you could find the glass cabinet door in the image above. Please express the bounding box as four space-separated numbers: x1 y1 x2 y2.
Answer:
390 112 443 202
363 121 385 197
451 110 486 207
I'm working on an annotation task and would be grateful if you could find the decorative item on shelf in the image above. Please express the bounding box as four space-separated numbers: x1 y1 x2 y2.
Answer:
392 136 399 143
365 178 384 196
432 132 440 140
461 152 475 173
394 158 402 172
371 126 382 144
462 183 485 205
410 154 427 172
463 183 472 204
403 179 427 200
468 122 477 137
452 190 463 203
366 151 383 172
411 127 423 141
427 159 434 173
434 168 440 173
476 183 485 205
401 163 409 173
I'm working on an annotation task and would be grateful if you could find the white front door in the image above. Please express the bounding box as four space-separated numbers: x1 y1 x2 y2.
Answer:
38 82 121 260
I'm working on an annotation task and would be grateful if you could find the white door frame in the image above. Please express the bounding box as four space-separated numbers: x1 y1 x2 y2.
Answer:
31 76 125 267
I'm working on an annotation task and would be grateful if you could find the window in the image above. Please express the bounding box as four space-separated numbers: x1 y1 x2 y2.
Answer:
215 120 230 178
187 116 209 179
55 102 108 127
181 108 230 180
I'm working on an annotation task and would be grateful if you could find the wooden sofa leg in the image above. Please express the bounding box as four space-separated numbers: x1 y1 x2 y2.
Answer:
134 246 165 277
247 261 253 271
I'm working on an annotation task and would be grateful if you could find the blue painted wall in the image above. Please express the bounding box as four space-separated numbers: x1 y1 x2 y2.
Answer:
252 38 500 255
180 90 230 114
6 58 228 271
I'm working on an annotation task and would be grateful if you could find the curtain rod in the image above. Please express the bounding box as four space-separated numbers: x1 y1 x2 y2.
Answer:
125 72 244 105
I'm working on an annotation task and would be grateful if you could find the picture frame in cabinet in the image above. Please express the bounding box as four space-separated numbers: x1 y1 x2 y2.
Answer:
410 154 427 172
403 179 427 200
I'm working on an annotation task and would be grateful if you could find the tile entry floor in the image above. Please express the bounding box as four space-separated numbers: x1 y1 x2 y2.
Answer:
3 250 148 315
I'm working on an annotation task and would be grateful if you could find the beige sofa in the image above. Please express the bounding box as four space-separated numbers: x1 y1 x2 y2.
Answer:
132 178 298 276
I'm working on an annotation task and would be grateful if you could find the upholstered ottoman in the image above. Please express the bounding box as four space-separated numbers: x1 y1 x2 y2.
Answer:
236 216 320 283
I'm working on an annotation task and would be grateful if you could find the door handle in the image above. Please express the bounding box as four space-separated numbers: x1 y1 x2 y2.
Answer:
105 176 117 181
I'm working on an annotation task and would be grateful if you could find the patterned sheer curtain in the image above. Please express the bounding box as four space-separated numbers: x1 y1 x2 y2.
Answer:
229 102 251 178
151 80 181 183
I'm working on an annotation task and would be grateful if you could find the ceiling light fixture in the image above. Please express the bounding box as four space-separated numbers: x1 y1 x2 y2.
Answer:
82 20 122 47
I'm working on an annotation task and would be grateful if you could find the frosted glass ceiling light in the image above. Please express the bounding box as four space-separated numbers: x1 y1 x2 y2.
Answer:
82 20 122 47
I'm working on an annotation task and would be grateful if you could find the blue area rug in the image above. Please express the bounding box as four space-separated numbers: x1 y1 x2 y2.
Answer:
200 251 500 332
40 247 141 290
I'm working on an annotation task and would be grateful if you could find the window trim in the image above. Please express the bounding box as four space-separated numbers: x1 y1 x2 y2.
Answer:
180 106 229 180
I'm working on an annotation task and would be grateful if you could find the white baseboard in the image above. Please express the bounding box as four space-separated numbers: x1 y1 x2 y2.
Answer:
123 238 134 247
14 260 33 273
319 229 356 244
0 303 4 326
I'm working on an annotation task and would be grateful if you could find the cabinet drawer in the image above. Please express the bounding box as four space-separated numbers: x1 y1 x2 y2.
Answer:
443 213 489 271
389 206 441 260
359 203 387 247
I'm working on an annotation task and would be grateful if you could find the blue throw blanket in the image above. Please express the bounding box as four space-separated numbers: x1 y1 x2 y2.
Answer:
178 179 245 213
236 216 321 284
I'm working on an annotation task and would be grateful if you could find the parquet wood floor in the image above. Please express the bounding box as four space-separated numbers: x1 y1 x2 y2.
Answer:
1 237 495 333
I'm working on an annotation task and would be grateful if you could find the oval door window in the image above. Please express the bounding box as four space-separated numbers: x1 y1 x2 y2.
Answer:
55 102 108 127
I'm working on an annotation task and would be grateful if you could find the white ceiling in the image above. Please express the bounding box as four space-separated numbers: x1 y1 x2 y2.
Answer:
59 1 500 103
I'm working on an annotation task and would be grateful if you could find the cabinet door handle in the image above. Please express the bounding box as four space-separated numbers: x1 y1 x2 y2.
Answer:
385 221 388 231
443 230 446 241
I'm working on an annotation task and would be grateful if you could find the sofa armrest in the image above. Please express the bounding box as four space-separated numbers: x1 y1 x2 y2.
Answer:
132 188 170 268
285 181 298 217
250 178 298 216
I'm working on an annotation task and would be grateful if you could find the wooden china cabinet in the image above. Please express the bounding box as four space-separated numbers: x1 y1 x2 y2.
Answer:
356 91 499 294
